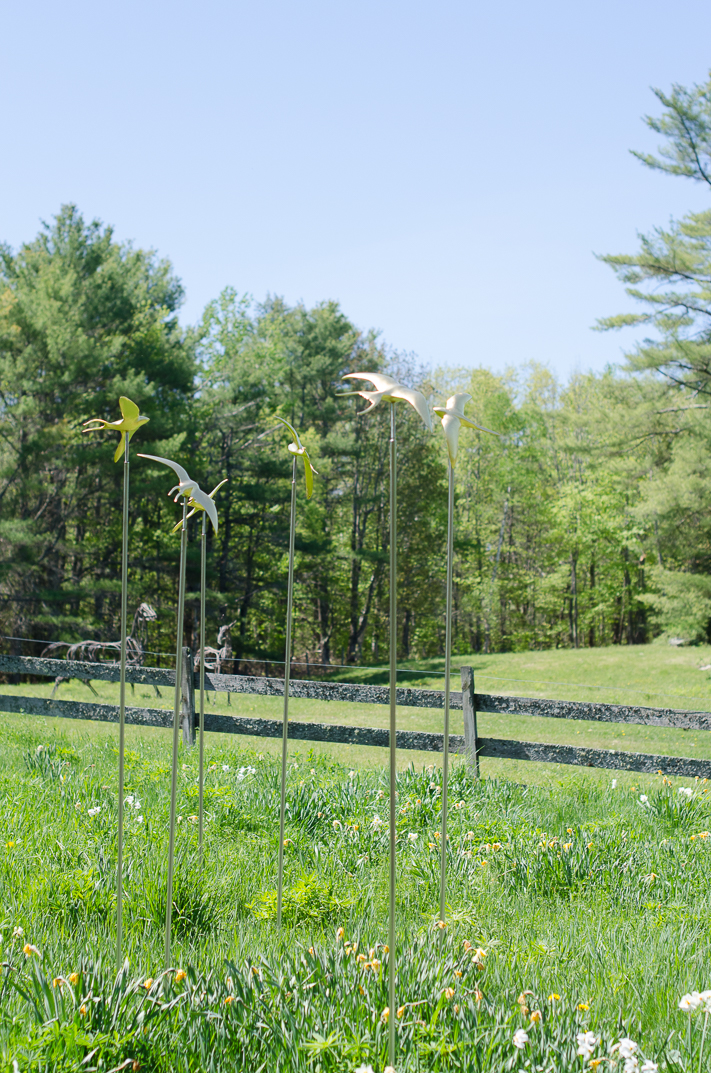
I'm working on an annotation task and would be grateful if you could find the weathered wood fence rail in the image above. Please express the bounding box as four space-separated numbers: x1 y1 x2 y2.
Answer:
1 653 710 779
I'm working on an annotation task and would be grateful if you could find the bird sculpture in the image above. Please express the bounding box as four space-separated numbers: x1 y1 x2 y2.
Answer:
275 417 317 498
341 373 433 432
433 392 498 466
83 396 150 463
171 478 228 534
137 454 219 533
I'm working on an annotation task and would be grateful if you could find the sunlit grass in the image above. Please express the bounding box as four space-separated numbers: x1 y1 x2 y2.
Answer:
1 713 711 1070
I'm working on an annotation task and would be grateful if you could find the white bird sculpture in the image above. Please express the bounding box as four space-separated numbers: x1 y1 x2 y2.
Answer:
341 372 433 432
137 454 219 533
433 392 498 466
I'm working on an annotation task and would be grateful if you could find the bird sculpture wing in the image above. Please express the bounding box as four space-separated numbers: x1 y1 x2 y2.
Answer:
137 453 193 488
187 486 219 533
173 479 228 533
275 417 317 499
341 373 433 432
433 393 499 466
119 396 141 425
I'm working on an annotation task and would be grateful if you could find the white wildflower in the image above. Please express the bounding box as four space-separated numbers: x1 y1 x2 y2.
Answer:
577 1031 597 1058
125 795 134 805
12 926 23 939
137 815 144 824
371 815 383 828
222 764 230 772
640 1062 658 1073
408 832 418 842
353 1066 375 1073
512 1028 529 1049
611 779 617 789
678 787 693 798
87 806 101 818
700 989 711 1013
624 1058 639 1073
679 992 703 1013
618 1039 638 1059
639 794 648 804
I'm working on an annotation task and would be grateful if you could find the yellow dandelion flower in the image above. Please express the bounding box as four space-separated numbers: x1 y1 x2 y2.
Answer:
577 1002 590 1011
143 978 154 990
69 972 80 986
567 828 573 834
548 993 561 1002
175 970 186 983
480 859 488 867
454 970 463 978
224 995 234 1005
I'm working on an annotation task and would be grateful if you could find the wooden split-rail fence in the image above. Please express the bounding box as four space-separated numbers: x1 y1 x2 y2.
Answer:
1 652 710 779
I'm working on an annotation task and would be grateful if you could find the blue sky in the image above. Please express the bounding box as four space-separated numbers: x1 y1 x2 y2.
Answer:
2 0 710 378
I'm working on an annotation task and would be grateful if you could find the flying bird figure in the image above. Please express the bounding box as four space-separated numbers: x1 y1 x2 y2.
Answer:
275 417 318 498
171 478 228 534
341 373 433 432
137 454 219 533
83 396 150 463
433 393 499 466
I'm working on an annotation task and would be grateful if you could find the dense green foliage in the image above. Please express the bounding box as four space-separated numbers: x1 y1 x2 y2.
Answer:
6 75 711 660
1 720 710 1070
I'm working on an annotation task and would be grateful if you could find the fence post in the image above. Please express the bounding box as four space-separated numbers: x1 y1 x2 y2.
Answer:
181 646 195 746
461 666 479 777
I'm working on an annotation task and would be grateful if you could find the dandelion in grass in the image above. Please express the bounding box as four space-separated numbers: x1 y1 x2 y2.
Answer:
175 970 186 983
512 1028 529 1049
548 993 560 1002
577 1031 597 1058
69 972 80 986
143 978 154 990
577 1002 590 1011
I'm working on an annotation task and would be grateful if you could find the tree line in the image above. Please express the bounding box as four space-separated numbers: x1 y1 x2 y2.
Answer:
3 73 711 666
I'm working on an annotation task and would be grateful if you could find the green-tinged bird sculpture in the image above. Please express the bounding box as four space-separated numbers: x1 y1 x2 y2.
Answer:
137 455 219 534
83 396 150 463
341 372 433 432
433 392 497 467
275 417 317 499
171 478 228 534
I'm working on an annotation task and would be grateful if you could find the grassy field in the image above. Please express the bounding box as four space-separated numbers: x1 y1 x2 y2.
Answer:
4 639 711 784
1 697 711 1070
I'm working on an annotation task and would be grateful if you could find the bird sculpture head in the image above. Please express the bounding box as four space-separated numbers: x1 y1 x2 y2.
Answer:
275 417 317 499
432 393 499 467
341 372 433 432
137 454 220 534
83 396 149 463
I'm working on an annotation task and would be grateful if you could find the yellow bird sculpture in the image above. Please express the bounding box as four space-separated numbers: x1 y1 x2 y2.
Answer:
275 417 317 498
83 396 150 463
341 372 433 432
171 478 228 534
137 454 220 533
433 393 498 466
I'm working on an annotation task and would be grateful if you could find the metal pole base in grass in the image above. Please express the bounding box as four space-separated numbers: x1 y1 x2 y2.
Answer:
277 455 298 929
439 461 454 923
165 498 188 967
388 402 397 1067
199 512 206 869
116 435 129 970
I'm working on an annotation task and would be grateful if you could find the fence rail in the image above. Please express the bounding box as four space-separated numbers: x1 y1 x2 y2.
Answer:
1 654 710 778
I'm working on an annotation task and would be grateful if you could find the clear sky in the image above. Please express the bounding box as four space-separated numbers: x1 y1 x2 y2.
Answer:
2 0 710 379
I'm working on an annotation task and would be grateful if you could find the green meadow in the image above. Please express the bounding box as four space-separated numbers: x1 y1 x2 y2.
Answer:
1 645 711 1070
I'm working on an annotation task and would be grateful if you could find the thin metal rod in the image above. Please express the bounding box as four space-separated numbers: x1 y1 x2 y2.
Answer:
277 455 297 929
199 511 206 868
116 434 129 971
165 497 188 967
388 402 397 1067
439 461 454 922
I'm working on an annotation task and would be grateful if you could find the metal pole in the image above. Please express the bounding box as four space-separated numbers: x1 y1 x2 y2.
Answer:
165 497 188 967
199 511 206 868
116 434 129 971
388 402 397 1067
277 455 297 929
439 461 454 922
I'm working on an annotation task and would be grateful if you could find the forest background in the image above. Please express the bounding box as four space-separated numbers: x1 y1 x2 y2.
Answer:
4 77 711 671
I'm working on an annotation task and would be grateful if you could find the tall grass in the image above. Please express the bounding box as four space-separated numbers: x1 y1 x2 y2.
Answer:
1 719 710 1070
